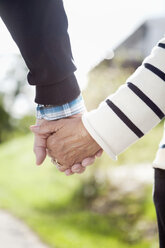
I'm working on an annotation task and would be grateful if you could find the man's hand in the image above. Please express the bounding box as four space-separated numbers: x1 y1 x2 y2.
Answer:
33 119 50 165
31 116 102 174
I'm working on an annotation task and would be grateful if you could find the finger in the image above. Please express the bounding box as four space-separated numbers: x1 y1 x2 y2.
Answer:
51 159 72 172
71 164 83 173
76 167 86 174
30 119 65 135
95 149 103 157
58 166 70 172
51 159 68 172
34 147 47 165
51 159 66 170
34 134 47 165
65 169 74 176
82 156 95 167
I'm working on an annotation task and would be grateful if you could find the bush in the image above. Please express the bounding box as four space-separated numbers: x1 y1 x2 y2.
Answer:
0 97 13 143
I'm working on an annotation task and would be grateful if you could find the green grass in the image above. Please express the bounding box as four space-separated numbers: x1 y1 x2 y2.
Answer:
0 123 162 248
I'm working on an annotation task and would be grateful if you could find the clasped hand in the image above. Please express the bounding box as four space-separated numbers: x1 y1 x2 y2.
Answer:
30 114 102 176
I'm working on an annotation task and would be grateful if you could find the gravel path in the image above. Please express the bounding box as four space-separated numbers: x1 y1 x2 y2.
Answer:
0 210 49 248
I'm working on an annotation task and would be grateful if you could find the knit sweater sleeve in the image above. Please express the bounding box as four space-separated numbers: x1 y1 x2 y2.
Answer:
82 37 165 160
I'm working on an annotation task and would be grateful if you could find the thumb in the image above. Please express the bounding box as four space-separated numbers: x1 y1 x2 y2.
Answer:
34 145 47 165
30 119 65 135
33 132 47 165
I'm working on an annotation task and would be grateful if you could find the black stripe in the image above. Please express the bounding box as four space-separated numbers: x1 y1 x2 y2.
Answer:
144 63 165 81
160 144 165 149
127 82 164 119
158 43 165 49
105 99 144 138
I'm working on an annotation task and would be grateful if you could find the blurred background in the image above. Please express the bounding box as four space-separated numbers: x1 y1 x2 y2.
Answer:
0 0 165 247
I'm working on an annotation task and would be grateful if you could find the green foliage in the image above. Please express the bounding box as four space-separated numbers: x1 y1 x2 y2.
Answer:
0 55 34 143
13 115 36 135
0 96 13 143
4 55 28 100
83 59 135 110
0 99 34 143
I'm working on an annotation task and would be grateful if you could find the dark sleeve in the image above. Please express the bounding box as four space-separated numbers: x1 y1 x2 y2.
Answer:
0 0 80 105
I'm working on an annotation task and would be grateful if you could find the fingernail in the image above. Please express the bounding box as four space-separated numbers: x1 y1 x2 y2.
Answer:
96 150 103 157
82 159 88 167
65 170 73 176
30 125 40 131
71 164 81 172
77 168 86 174
72 164 80 170
82 158 94 167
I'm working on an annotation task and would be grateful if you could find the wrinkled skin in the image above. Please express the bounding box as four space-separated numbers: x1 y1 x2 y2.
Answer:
46 117 101 171
33 119 49 165
31 115 102 175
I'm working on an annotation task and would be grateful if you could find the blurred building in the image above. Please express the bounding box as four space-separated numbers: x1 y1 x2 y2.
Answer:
114 17 165 61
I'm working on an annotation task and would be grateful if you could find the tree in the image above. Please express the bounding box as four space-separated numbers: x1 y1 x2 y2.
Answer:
0 95 12 143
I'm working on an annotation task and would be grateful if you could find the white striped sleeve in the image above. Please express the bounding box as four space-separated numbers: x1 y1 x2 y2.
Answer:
82 37 165 160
